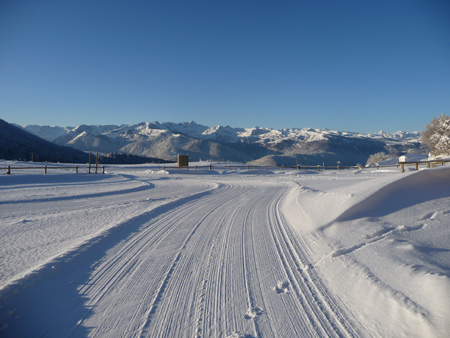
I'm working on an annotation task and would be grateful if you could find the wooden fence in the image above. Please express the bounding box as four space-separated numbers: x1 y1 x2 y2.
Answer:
1 151 106 175
162 163 358 171
2 160 448 175
398 160 450 173
0 164 105 175
164 160 450 173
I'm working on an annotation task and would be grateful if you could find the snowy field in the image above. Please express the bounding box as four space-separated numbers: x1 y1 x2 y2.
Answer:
0 161 449 338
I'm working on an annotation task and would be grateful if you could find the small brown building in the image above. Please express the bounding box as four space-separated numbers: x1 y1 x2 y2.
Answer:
177 154 189 168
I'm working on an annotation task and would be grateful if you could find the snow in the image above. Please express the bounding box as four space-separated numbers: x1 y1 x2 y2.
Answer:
23 121 422 146
0 161 449 337
21 125 71 142
376 154 428 166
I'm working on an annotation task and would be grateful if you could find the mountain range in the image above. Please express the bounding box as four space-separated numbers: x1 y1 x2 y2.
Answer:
17 121 425 166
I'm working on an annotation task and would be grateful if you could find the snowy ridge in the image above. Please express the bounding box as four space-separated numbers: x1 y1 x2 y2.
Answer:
368 130 422 140
23 121 422 144
21 121 424 165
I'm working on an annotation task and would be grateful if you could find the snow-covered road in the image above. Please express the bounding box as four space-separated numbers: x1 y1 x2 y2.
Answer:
1 164 449 337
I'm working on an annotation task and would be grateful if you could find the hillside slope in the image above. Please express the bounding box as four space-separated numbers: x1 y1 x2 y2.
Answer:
0 119 89 163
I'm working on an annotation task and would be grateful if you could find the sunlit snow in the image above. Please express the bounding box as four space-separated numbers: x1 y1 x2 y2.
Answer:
0 161 449 337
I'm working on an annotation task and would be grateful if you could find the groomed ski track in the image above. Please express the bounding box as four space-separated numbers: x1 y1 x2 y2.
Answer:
1 172 364 338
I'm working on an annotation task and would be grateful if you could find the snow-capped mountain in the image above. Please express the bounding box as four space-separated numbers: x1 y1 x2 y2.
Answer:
21 121 425 166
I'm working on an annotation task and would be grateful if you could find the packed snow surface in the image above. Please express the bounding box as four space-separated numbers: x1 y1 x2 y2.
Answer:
0 162 449 337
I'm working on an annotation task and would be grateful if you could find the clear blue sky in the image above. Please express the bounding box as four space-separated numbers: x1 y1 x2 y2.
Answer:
1 0 449 133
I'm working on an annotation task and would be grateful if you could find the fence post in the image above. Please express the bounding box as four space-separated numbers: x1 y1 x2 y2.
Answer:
209 164 212 170
427 162 430 168
95 152 99 174
45 165 47 174
88 151 92 174
265 166 267 171
318 165 320 171
281 165 284 171
163 165 165 171
102 166 105 174
415 163 419 170
76 165 78 174
195 165 197 170
7 166 10 174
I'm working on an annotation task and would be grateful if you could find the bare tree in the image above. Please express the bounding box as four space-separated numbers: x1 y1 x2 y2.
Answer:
366 152 390 166
422 113 450 155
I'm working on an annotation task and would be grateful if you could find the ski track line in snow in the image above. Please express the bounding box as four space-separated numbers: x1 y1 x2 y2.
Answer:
137 185 234 337
268 186 327 336
141 182 240 337
241 191 271 338
271 184 368 337
269 188 339 337
193 183 249 337
202 182 254 337
72 184 227 337
148 181 267 338
72 181 247 337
